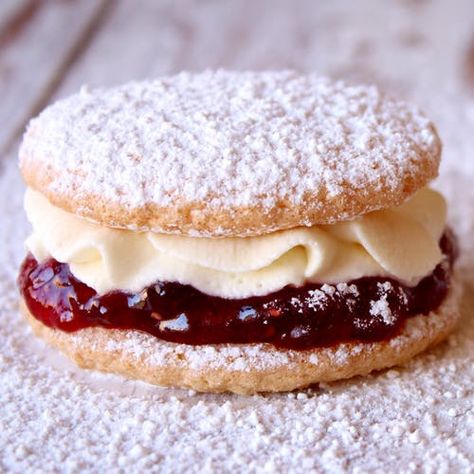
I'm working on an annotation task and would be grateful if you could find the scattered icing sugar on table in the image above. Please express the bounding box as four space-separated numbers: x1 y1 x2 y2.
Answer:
2 98 474 472
2 6 474 474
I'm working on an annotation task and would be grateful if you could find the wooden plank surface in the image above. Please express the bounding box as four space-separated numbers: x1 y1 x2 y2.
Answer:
0 0 111 157
54 0 474 103
2 0 473 142
1 2 474 472
0 0 29 35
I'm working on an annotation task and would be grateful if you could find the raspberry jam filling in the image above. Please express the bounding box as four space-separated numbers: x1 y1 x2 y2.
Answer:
19 232 457 350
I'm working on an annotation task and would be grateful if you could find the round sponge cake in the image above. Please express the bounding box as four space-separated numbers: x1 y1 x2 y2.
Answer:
19 71 459 394
22 277 460 394
19 70 441 237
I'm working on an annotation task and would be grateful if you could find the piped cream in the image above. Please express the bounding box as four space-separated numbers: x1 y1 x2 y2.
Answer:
24 188 446 298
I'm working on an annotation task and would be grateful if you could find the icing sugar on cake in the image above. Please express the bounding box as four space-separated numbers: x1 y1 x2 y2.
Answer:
71 283 460 373
19 70 440 235
18 68 458 393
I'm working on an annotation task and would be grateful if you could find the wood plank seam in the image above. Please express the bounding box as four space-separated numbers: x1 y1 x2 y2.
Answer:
0 0 41 50
1 0 116 159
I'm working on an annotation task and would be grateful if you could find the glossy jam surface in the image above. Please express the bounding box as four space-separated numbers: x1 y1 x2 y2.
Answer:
19 232 457 350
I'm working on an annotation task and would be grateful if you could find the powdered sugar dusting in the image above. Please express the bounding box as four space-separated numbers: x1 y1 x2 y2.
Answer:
20 70 439 215
370 282 396 325
286 282 360 313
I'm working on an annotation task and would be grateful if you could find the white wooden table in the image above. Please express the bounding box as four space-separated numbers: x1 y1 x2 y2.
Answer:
1 1 474 472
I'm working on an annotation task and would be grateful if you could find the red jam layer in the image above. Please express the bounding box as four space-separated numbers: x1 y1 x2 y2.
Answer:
19 232 457 350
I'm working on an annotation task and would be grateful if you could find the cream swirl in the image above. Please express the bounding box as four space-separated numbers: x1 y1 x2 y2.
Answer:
24 188 446 298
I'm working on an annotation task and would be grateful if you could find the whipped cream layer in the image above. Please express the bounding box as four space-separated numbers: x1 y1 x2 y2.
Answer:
24 188 446 299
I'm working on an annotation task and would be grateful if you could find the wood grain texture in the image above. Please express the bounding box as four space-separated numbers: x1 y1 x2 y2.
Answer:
57 0 341 95
463 34 474 93
0 0 41 49
1 2 474 471
54 0 474 102
0 0 112 157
